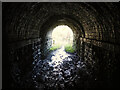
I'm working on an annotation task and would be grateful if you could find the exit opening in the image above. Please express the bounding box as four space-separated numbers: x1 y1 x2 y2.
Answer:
50 25 75 53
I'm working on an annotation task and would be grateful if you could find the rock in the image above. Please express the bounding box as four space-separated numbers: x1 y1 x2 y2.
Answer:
30 47 89 89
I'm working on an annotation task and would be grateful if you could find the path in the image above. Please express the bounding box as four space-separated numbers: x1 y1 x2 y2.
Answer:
30 46 89 89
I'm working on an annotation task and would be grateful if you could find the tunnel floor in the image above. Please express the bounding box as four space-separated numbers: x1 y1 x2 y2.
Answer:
23 46 92 89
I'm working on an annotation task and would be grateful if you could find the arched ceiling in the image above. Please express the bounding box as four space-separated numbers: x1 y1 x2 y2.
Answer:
3 2 120 45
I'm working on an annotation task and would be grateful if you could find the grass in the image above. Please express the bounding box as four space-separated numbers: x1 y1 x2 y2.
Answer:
65 44 75 53
49 44 75 53
49 45 61 51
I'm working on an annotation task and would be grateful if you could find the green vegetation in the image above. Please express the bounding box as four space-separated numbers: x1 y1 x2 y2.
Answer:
65 45 75 53
49 45 61 51
49 44 75 53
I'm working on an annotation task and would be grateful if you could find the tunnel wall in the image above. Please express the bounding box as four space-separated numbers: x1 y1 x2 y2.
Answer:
3 3 120 46
3 40 42 88
78 38 120 88
40 30 53 59
32 40 42 65
3 2 120 88
3 44 34 88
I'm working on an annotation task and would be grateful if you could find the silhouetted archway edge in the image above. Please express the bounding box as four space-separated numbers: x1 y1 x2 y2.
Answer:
40 15 85 58
40 15 85 37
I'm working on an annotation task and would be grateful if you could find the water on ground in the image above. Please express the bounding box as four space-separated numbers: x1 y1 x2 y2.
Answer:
25 46 90 89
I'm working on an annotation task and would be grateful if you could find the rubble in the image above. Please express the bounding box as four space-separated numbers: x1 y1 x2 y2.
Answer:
31 47 90 89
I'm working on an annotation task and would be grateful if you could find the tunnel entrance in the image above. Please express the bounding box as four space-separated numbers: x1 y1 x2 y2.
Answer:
33 21 89 89
40 16 83 58
50 25 74 53
3 2 120 89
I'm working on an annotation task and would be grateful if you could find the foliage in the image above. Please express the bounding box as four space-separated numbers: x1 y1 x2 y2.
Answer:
49 45 61 51
65 45 75 53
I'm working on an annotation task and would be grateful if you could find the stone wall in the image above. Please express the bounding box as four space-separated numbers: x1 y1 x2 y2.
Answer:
2 2 120 88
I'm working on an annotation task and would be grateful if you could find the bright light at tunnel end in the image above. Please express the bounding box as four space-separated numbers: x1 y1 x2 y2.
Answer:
52 25 73 47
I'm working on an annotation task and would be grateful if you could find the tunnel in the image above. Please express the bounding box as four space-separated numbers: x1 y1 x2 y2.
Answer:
2 2 120 89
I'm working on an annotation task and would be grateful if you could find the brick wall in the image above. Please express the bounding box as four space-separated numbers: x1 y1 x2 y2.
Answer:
3 2 120 88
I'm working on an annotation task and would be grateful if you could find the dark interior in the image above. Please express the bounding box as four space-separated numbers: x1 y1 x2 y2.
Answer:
2 2 120 89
